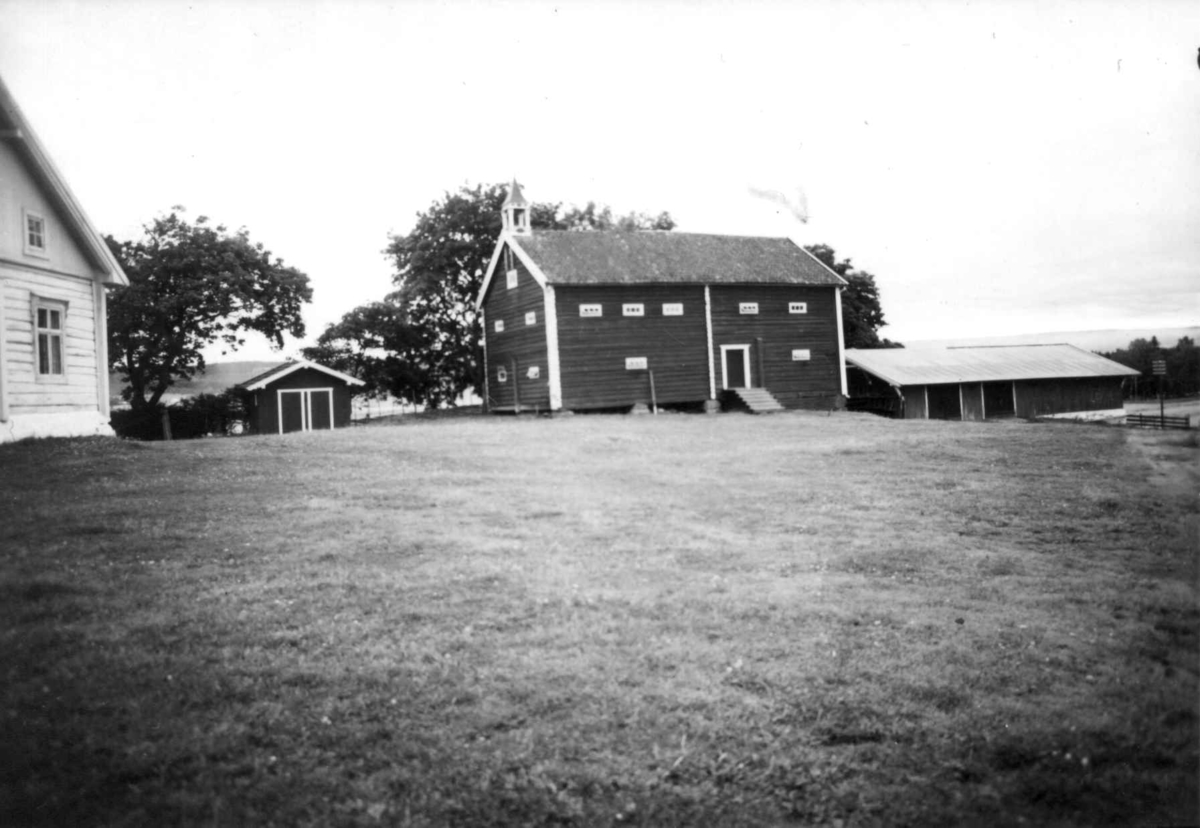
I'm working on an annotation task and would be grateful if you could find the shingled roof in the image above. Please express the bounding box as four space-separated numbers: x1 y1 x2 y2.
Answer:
512 231 845 286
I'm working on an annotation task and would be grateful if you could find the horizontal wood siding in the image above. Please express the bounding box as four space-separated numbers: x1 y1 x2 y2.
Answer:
481 245 550 411
1014 377 1124 418
1 266 100 413
554 285 709 409
709 285 841 409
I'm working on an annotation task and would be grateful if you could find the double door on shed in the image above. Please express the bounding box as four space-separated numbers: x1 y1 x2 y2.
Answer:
278 388 334 434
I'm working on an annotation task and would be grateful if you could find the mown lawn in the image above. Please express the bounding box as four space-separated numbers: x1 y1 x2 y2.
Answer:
1 412 1196 827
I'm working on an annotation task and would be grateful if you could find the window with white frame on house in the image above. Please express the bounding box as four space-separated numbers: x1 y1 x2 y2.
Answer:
24 209 48 257
34 299 67 377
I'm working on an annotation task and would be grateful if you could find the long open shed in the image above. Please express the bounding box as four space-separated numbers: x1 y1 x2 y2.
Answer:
845 344 1139 421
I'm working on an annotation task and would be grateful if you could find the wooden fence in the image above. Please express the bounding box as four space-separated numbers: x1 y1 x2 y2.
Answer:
1126 413 1192 430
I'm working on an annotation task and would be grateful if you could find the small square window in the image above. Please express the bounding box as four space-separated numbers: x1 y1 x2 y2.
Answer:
24 210 48 257
662 303 684 316
739 302 759 315
525 311 536 326
623 303 644 317
789 302 808 314
579 304 602 317
494 319 505 332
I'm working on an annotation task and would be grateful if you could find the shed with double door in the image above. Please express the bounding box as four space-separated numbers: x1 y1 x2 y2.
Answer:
237 360 364 434
475 181 848 413
845 344 1139 421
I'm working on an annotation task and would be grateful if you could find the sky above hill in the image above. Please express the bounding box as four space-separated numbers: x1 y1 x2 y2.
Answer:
2 0 1197 359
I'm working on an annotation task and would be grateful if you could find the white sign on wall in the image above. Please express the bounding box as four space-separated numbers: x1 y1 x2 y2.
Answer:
789 302 808 314
625 357 648 370
662 303 684 316
494 319 504 332
739 302 759 315
791 349 811 361
527 365 540 379
506 269 518 289
579 304 602 317
525 311 536 326
623 303 645 317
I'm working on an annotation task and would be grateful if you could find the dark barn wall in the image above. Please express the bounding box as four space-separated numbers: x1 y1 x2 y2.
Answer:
554 284 709 410
961 383 985 421
482 245 551 411
1014 377 1125 418
709 285 841 409
905 385 928 420
249 367 354 434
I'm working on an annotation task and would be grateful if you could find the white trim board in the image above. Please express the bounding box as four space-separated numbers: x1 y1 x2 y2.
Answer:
276 387 336 434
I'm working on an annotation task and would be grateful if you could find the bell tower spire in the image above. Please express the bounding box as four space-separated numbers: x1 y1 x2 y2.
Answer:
501 179 530 236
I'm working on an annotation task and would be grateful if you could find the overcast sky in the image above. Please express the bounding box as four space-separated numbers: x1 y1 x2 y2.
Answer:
2 0 1197 359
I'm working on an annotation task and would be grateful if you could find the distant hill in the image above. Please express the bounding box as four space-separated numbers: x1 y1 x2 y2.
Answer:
110 360 286 406
903 326 1200 353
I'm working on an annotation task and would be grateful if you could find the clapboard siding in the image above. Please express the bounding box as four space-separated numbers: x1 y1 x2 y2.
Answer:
709 284 841 408
1 265 99 412
961 383 985 421
481 244 550 410
555 284 709 409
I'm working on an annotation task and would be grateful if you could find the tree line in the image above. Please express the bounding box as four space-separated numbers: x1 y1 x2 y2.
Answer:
1100 336 1199 398
103 184 899 415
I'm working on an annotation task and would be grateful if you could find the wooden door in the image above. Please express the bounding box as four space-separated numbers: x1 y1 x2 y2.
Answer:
722 346 749 389
280 391 306 433
309 390 333 430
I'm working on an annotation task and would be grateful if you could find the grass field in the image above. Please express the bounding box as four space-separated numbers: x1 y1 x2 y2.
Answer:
1 412 1196 827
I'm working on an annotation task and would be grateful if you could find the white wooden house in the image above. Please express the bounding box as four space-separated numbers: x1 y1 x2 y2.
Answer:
0 74 127 442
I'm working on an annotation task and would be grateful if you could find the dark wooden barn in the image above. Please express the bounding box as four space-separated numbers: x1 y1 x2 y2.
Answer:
476 182 848 413
237 360 364 434
845 344 1139 421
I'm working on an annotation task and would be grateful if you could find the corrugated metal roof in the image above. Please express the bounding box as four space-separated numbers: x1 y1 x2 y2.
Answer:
515 231 845 286
845 344 1140 386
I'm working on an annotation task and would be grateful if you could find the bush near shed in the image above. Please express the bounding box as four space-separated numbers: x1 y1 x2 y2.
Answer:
110 389 249 440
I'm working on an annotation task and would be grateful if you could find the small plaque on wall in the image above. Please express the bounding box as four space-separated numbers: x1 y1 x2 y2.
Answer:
662 303 684 316
739 302 759 315
792 349 811 361
625 357 648 370
527 365 540 379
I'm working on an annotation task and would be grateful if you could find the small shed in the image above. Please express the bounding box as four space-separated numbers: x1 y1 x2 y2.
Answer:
237 360 364 434
845 344 1139 421
849 343 1137 420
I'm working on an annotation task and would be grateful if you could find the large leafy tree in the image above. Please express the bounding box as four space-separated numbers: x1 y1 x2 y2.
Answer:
803 244 902 349
360 183 675 406
106 210 312 411
1101 335 1198 398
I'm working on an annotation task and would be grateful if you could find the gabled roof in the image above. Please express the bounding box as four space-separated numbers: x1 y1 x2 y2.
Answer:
476 229 845 306
845 344 1140 387
237 359 366 390
0 74 127 286
517 230 845 286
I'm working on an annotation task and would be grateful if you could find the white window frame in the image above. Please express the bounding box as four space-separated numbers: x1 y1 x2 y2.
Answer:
23 208 48 258
739 302 759 315
32 296 68 382
789 302 808 314
276 387 336 434
623 303 644 317
662 303 684 316
525 311 536 326
579 304 602 317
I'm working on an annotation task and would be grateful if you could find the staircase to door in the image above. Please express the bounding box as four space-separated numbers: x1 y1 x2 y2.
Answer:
728 387 785 414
